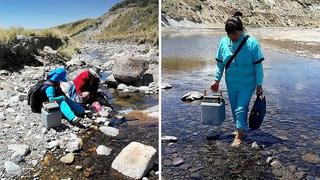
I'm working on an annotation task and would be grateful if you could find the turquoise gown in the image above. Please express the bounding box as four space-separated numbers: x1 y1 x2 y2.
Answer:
214 33 264 131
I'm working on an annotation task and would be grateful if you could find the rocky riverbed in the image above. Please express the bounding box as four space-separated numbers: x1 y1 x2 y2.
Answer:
0 36 159 179
161 32 320 179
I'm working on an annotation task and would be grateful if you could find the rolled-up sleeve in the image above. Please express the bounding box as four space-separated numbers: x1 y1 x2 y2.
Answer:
252 40 264 85
214 41 225 81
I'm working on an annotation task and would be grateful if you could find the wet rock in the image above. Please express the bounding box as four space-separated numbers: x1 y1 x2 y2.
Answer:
111 142 157 179
301 153 320 164
270 160 282 169
161 83 172 89
117 83 128 91
104 74 118 88
251 142 260 150
99 126 119 137
8 144 30 156
96 145 112 156
161 136 178 142
75 165 83 170
4 161 22 176
138 86 150 92
172 157 184 167
181 91 203 101
113 56 149 84
60 153 75 164
266 157 274 165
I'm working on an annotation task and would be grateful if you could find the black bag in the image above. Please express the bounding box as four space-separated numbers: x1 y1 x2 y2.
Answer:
27 80 53 113
249 95 266 130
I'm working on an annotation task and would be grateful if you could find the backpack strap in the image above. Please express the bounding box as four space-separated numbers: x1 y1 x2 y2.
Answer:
225 35 250 72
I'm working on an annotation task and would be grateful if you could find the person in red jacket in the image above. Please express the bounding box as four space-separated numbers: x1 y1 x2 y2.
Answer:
73 67 100 103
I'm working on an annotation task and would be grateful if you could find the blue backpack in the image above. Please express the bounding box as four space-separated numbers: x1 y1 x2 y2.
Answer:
249 95 266 130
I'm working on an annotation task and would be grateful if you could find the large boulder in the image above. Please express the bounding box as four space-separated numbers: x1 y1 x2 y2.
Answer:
112 56 149 85
111 142 157 179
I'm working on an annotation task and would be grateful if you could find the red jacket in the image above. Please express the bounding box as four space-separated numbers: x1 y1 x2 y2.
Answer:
73 70 99 95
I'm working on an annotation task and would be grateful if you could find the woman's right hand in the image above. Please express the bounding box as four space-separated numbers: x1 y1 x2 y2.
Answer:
211 80 220 92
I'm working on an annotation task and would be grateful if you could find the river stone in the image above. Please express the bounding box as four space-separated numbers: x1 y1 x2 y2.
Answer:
11 153 24 164
117 83 128 91
181 91 203 101
161 83 172 89
46 140 60 150
251 142 260 150
138 86 150 92
99 126 119 137
301 153 320 164
111 142 157 179
266 157 274 164
60 153 74 164
161 136 178 142
270 160 282 169
96 145 112 156
8 144 30 156
66 141 80 152
4 161 22 176
172 157 184 167
113 56 149 84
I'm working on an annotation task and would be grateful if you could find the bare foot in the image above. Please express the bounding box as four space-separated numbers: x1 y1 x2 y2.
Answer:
231 130 243 147
231 138 242 147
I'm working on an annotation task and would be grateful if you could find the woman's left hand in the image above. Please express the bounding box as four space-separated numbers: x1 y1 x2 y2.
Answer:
256 85 263 95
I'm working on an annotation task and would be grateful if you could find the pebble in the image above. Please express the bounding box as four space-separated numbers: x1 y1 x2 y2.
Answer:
75 165 83 170
251 142 260 150
266 157 274 164
270 160 282 169
96 145 112 156
4 161 22 176
172 157 184 167
8 144 30 156
161 83 172 89
99 126 119 137
11 153 24 164
46 140 60 150
301 153 320 164
161 135 177 142
66 141 81 152
60 153 75 164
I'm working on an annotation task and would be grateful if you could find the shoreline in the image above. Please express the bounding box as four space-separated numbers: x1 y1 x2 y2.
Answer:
162 26 320 60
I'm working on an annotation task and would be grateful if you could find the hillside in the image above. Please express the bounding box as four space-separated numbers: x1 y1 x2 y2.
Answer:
55 0 158 44
161 0 320 28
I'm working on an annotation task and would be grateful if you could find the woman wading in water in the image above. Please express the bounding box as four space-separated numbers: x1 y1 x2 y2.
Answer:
211 10 265 147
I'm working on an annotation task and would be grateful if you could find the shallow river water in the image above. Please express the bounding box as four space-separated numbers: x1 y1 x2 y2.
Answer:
161 32 320 179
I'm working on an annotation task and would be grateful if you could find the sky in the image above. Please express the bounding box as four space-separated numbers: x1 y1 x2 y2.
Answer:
0 0 121 29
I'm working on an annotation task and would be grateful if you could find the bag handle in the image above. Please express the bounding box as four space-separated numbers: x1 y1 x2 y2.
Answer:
225 35 250 72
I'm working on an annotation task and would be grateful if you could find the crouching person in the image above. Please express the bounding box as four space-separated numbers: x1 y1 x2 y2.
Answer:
43 67 85 124
68 67 111 110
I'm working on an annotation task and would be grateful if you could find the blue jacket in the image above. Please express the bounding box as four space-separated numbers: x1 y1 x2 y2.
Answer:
214 33 264 91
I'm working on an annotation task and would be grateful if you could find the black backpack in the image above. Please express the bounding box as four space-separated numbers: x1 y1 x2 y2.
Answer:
27 80 54 113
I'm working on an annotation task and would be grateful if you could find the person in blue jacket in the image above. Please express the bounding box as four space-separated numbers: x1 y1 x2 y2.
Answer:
42 67 85 124
211 10 264 147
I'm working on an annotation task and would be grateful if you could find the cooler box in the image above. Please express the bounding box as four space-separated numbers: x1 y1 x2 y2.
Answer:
201 93 225 126
41 102 62 128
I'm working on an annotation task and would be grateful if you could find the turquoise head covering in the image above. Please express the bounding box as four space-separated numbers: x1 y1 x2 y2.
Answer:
47 67 68 82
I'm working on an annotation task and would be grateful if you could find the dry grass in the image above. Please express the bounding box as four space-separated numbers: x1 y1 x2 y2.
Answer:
162 57 208 72
0 27 62 43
